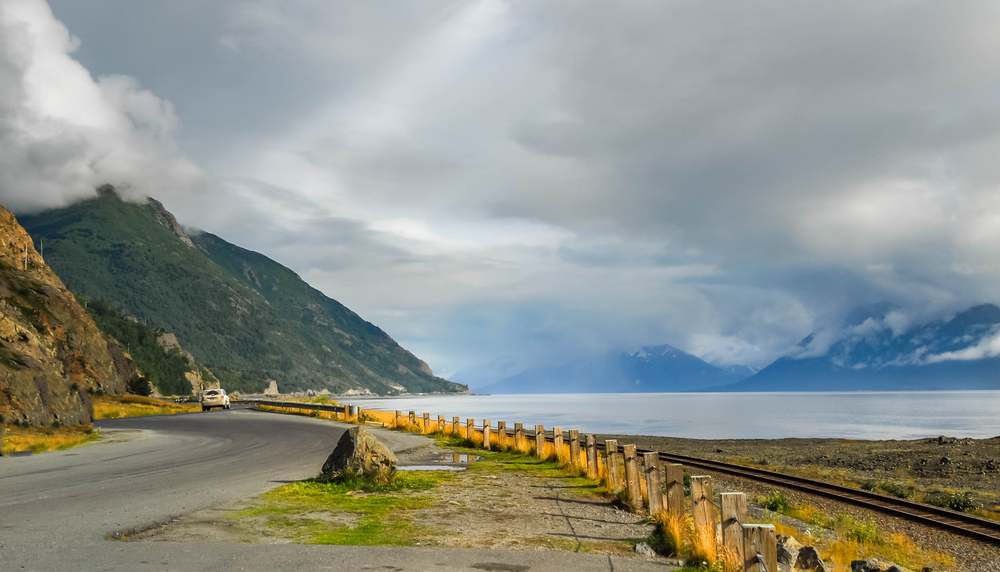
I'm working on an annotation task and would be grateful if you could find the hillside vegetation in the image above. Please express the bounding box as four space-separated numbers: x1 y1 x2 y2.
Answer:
19 188 465 396
78 296 194 396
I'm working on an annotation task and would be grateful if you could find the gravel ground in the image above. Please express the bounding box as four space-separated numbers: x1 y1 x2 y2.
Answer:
598 433 1000 572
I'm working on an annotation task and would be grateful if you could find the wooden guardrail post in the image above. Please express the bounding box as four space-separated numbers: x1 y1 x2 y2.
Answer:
691 476 715 532
467 418 474 440
604 440 620 492
435 415 444 433
514 423 525 452
721 492 747 564
742 524 777 572
553 427 563 459
452 416 461 436
535 425 545 458
664 464 684 515
483 420 492 450
623 444 642 510
585 435 598 477
423 413 431 433
395 410 402 427
643 452 663 514
357 406 364 421
409 411 416 427
569 430 581 467
497 421 507 449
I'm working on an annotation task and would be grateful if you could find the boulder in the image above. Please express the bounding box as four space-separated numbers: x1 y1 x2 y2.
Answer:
851 560 884 572
794 546 827 572
320 426 397 484
776 535 801 571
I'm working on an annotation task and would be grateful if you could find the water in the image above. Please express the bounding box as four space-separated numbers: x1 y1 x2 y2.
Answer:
350 391 1000 440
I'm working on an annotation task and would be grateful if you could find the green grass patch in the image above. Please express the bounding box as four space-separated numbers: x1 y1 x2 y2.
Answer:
227 471 452 546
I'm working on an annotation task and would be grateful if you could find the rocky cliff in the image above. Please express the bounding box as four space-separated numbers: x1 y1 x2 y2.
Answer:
0 205 132 426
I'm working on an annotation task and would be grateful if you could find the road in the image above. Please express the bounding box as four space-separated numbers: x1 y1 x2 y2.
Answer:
0 408 673 571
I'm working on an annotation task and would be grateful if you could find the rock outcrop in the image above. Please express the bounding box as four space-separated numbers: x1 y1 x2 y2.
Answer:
795 546 828 571
156 333 219 393
0 205 132 426
320 426 397 484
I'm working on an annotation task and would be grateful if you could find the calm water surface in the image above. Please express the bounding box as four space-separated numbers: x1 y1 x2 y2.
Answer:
351 391 1000 440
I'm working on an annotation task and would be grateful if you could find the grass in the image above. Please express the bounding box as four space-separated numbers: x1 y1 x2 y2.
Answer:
92 394 200 419
1 424 101 454
228 472 449 546
752 497 955 570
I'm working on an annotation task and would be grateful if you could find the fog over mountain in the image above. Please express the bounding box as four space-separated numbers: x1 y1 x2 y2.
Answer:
4 1 1000 378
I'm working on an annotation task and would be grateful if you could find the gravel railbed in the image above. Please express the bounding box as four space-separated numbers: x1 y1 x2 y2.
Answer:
597 433 1000 572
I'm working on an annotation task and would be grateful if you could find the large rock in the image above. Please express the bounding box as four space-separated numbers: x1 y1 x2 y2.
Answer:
852 560 911 572
776 535 802 571
321 427 397 483
795 546 827 572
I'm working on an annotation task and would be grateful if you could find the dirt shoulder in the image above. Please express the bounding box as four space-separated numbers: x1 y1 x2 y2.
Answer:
129 439 674 567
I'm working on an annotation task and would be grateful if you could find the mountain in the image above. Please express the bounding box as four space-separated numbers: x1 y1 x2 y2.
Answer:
0 205 135 426
726 304 1000 391
17 187 466 396
482 344 750 394
449 355 526 392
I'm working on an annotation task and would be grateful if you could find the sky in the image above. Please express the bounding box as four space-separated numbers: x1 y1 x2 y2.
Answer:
2 0 1000 380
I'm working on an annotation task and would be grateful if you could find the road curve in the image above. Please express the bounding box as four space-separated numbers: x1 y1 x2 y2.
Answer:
0 408 669 572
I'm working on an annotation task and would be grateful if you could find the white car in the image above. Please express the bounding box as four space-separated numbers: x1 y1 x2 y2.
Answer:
201 389 231 411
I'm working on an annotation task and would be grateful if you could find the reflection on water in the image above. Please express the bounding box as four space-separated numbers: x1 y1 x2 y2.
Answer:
352 391 1000 440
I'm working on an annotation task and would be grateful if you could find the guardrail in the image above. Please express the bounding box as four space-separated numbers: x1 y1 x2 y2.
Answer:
243 397 1000 565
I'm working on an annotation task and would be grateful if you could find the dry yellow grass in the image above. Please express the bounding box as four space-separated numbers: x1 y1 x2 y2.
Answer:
93 394 200 419
2 424 100 454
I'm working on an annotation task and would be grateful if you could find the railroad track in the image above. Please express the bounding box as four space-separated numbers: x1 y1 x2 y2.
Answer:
625 446 1000 546
244 399 1000 546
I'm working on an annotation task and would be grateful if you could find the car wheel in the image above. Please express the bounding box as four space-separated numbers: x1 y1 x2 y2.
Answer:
202 406 207 412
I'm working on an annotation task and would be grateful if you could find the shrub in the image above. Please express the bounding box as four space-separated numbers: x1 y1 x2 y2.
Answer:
925 491 980 512
758 491 792 513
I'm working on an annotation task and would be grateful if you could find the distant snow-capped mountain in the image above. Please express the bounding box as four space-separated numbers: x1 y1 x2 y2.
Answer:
481 344 751 394
726 304 1000 391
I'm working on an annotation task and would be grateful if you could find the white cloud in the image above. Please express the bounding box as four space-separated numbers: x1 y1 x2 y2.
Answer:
926 328 1000 363
0 0 202 213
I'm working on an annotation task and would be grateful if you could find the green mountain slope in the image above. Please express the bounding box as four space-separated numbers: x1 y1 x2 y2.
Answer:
19 188 465 395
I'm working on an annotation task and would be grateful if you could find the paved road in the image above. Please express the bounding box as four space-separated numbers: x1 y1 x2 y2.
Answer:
0 408 673 572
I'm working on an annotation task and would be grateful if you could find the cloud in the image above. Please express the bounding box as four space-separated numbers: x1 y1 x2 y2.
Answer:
0 0 201 213
24 0 1000 376
926 328 1000 363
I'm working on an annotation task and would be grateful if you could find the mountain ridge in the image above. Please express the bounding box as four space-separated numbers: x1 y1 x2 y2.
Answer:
18 189 465 396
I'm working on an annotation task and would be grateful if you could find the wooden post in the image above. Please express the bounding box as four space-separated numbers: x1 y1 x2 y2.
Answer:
585 435 598 478
643 452 663 514
483 420 492 450
623 444 642 510
395 410 402 427
742 524 777 572
467 418 474 440
553 427 563 459
514 423 525 452
409 411 416 427
423 413 431 433
721 492 747 565
569 430 581 467
437 415 445 433
604 440 620 492
535 425 545 458
453 416 461 436
497 421 507 449
691 476 715 533
664 464 684 515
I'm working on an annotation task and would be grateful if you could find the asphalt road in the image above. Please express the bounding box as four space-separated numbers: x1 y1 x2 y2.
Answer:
0 408 673 572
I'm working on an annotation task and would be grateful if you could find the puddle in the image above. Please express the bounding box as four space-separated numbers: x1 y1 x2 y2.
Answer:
398 465 467 471
437 454 480 463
